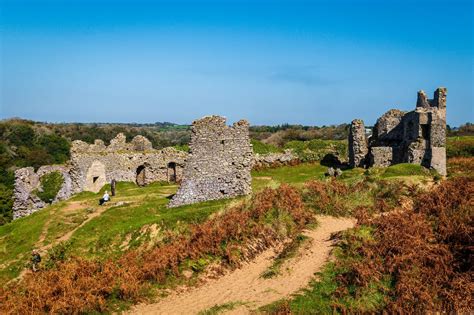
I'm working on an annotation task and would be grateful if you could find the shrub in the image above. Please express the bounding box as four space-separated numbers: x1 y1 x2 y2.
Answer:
251 139 282 154
0 185 314 314
447 136 474 158
35 171 64 203
284 139 347 162
336 177 474 313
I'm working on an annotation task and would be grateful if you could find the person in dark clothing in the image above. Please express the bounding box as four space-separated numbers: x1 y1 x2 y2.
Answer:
31 249 41 272
111 179 116 196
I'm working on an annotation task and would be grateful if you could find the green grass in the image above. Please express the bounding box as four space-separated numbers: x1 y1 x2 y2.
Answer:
284 139 348 162
0 161 433 286
251 139 282 154
252 163 327 191
259 226 391 314
447 136 474 158
0 205 53 282
380 163 431 178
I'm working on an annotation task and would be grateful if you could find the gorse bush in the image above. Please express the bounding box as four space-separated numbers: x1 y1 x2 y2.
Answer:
35 171 63 204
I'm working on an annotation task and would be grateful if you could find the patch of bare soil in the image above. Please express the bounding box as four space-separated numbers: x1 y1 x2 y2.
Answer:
128 215 355 315
35 201 84 249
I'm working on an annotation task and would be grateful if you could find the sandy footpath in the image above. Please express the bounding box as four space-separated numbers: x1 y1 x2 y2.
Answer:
129 215 355 315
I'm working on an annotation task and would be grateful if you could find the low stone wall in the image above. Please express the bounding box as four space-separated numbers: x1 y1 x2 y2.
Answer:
252 150 299 170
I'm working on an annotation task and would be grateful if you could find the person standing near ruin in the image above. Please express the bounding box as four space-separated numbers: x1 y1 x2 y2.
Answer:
31 249 41 272
111 179 116 196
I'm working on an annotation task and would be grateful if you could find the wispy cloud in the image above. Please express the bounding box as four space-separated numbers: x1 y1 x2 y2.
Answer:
268 65 333 86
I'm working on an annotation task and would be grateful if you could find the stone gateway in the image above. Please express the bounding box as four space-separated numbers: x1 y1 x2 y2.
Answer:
168 116 253 207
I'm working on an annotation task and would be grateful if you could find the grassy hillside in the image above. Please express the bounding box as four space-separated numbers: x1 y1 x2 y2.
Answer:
0 159 448 313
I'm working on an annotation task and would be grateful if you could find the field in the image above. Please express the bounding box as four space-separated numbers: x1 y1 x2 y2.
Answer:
2 157 471 314
0 125 473 313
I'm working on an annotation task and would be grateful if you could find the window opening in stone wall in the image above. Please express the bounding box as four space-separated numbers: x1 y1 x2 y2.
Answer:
168 162 177 182
421 124 430 140
93 176 99 183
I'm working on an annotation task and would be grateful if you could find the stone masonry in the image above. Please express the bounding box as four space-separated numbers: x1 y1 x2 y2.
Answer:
69 134 187 193
13 165 73 219
348 119 368 168
169 116 253 207
13 133 187 219
348 87 447 176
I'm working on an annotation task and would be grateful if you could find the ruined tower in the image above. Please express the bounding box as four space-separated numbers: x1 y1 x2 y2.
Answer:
348 88 447 176
168 116 253 207
348 119 369 168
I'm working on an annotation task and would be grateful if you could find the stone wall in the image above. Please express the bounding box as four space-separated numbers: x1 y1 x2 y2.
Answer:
253 149 299 169
348 88 447 175
13 165 73 219
13 133 187 219
70 134 187 193
169 116 253 207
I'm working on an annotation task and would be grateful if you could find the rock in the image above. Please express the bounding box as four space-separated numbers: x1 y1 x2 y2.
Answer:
325 167 335 177
335 168 343 177
253 149 298 169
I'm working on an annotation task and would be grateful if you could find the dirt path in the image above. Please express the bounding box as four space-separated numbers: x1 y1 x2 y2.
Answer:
39 201 118 252
35 201 84 249
12 201 120 284
129 215 355 315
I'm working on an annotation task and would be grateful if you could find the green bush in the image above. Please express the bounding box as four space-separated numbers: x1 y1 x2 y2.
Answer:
447 136 474 158
35 172 64 204
0 184 13 225
284 139 347 162
37 134 71 164
251 139 281 154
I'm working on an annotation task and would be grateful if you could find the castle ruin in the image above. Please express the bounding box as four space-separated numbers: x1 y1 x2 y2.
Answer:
13 133 187 219
168 116 253 207
348 87 447 175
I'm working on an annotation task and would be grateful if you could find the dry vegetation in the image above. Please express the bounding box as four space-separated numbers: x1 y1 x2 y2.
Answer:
264 172 473 314
0 185 313 314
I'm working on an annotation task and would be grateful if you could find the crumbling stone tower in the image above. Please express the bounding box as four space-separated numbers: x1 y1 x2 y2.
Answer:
169 116 253 207
348 119 369 168
348 87 447 176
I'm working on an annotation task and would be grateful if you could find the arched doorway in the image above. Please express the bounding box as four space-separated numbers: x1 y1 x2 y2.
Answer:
136 165 146 186
167 162 177 183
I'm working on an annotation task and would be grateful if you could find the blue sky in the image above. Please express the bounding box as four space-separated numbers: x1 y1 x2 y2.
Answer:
1 0 473 126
